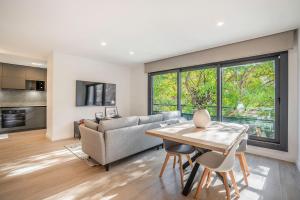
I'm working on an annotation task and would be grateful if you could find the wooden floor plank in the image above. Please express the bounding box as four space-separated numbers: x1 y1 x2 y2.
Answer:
0 130 299 200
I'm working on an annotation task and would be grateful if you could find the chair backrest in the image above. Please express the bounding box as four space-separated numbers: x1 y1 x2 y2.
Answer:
215 140 240 172
163 140 180 150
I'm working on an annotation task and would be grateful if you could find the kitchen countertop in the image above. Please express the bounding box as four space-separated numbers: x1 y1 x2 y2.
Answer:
0 104 46 108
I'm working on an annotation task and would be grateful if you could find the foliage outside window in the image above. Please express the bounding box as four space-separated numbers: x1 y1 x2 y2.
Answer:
222 60 276 140
181 68 217 120
149 52 288 151
152 72 177 113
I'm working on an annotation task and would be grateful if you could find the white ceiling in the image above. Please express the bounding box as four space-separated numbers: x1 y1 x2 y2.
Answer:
0 0 299 66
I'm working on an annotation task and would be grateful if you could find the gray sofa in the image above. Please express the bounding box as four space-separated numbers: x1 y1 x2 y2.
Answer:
79 111 184 171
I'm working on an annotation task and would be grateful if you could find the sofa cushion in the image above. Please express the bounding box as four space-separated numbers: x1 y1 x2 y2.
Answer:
162 111 181 120
105 121 163 163
139 114 163 125
98 116 139 132
84 119 98 131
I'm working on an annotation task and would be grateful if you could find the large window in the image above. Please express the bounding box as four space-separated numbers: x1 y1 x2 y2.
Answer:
151 72 178 113
222 60 277 142
181 67 217 120
148 52 288 151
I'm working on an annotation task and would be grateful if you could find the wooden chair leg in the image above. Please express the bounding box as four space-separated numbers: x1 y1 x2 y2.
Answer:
173 155 177 169
194 168 209 199
159 153 170 177
237 153 248 186
206 170 213 188
229 170 240 197
241 153 250 176
221 172 231 200
178 154 184 189
186 154 193 169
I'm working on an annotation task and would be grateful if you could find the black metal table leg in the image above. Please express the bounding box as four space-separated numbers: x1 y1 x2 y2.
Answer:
216 172 224 183
182 151 202 169
182 162 200 196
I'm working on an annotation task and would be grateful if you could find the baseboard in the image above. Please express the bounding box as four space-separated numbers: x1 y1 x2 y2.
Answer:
246 145 296 163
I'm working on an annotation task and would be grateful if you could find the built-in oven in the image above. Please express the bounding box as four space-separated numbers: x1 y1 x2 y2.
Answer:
1 110 26 128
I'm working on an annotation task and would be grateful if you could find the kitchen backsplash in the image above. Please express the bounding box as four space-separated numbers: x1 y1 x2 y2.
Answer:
0 90 46 107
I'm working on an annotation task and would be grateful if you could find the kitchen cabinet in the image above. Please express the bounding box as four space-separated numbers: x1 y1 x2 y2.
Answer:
0 106 46 134
0 63 47 90
1 77 26 89
2 63 26 78
0 64 2 88
0 63 2 76
25 67 46 81
1 64 26 89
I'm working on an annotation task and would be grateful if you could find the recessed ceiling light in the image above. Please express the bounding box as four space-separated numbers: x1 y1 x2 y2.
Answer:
101 42 107 46
31 62 43 66
217 22 224 26
129 51 135 55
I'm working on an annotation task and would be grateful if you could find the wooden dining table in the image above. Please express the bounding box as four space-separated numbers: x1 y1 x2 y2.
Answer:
145 121 248 196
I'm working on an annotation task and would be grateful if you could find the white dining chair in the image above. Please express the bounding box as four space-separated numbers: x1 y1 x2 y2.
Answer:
194 141 240 200
236 139 250 185
159 140 195 188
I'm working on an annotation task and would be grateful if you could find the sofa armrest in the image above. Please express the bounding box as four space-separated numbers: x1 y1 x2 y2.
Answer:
79 125 106 165
104 126 143 163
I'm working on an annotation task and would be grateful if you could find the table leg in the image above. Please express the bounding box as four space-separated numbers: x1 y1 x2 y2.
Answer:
182 151 202 169
182 162 200 196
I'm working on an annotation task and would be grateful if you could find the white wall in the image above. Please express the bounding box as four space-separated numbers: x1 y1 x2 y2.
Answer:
46 53 54 140
130 37 300 163
47 52 131 141
130 66 148 116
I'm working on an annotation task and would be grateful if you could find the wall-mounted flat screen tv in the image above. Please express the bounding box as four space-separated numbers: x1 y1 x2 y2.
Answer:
76 80 116 106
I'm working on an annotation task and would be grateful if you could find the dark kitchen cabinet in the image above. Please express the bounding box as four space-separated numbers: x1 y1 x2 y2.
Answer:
0 106 46 134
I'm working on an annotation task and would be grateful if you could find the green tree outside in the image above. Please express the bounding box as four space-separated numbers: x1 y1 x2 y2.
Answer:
152 60 275 139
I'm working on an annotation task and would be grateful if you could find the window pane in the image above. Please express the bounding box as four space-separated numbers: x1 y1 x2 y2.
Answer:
152 72 177 113
181 68 217 120
222 60 276 140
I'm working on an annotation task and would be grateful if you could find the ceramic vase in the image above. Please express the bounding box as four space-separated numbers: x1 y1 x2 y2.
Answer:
193 109 211 128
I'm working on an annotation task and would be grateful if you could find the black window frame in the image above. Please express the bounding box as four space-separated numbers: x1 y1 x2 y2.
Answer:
148 51 288 151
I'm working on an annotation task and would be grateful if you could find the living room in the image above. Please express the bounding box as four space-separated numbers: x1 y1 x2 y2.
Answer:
0 1 300 200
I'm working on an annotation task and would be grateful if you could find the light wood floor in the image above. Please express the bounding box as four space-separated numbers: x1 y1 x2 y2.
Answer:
0 130 300 200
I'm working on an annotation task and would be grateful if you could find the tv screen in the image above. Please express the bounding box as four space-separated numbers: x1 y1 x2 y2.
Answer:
76 80 116 106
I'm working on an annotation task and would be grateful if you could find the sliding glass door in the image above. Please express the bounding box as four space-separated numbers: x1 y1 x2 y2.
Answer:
151 72 178 113
148 52 288 151
221 59 278 142
181 67 217 120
